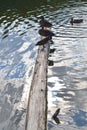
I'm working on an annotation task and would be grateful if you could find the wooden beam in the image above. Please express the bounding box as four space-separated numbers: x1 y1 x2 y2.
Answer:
25 43 50 130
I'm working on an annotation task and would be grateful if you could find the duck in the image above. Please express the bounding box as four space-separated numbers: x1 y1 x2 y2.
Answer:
39 16 52 28
70 17 83 25
38 27 55 37
36 36 52 46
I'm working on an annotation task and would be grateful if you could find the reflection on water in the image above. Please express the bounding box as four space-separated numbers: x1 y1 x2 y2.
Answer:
0 0 87 130
0 0 41 129
47 1 87 130
48 49 87 129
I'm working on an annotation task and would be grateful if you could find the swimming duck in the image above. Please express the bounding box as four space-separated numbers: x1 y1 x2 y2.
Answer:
70 17 83 25
36 36 52 46
38 27 55 37
39 16 52 28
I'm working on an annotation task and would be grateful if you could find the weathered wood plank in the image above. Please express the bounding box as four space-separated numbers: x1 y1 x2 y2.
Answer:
25 43 50 130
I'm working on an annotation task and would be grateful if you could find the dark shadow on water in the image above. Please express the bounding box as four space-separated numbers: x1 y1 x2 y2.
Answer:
52 116 60 124
48 60 54 66
52 108 60 124
50 48 56 53
0 0 68 12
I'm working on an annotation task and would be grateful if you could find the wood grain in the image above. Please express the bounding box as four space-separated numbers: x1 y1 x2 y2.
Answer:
25 43 50 130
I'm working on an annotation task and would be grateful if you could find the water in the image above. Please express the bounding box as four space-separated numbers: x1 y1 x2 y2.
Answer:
0 0 87 130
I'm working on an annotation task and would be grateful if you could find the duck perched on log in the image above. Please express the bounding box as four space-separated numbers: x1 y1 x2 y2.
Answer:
39 16 52 28
70 17 83 25
36 36 52 46
39 27 55 37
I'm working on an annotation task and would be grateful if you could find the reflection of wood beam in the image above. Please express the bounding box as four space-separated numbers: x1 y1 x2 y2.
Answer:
25 43 50 130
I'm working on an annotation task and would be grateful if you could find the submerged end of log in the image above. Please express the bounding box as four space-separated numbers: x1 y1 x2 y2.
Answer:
25 43 50 130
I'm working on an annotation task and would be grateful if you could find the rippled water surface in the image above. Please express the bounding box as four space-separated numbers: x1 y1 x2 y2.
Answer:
0 0 87 130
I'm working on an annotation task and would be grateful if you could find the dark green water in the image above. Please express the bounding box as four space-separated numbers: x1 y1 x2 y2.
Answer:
0 0 87 130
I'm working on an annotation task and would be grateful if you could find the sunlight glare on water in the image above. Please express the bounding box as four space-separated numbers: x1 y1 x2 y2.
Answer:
47 1 87 130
